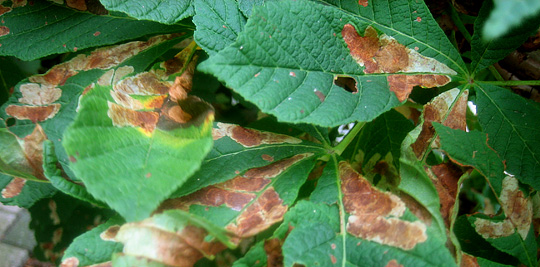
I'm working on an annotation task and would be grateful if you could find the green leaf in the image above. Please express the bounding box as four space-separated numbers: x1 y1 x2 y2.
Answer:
306 157 454 266
482 0 540 40
0 127 44 180
0 173 56 208
434 123 505 194
0 1 188 60
475 83 540 191
171 122 326 197
237 0 266 18
61 216 124 266
471 0 540 73
194 0 246 55
42 140 102 206
99 0 194 24
200 0 464 127
63 44 215 221
232 240 267 267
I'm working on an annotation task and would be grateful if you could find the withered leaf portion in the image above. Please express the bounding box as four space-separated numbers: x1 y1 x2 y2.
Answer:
339 161 427 250
342 24 457 102
63 41 215 222
0 124 47 181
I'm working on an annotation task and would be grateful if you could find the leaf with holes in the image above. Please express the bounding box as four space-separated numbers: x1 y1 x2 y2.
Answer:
0 1 188 61
63 43 215 222
200 0 465 126
475 83 540 191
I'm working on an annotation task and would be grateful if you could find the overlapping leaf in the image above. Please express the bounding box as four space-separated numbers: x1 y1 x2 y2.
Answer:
475 83 540 191
200 0 465 126
63 42 215 222
482 0 540 40
99 0 194 25
0 1 187 60
471 0 540 73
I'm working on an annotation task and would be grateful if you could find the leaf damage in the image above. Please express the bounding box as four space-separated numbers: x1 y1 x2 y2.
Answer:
340 162 427 250
474 176 532 240
1 177 26 198
342 24 456 101
212 122 302 147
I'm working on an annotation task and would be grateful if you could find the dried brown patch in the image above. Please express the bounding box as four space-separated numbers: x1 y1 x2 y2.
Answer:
314 89 325 102
411 89 468 158
114 72 169 96
213 123 302 147
460 254 479 267
0 6 11 16
100 225 120 241
427 163 462 227
262 154 274 162
358 0 369 7
264 238 284 267
340 162 427 250
474 176 532 239
107 102 159 134
163 105 192 124
342 24 455 101
0 26 9 37
169 55 197 102
66 0 86 10
1 177 26 198
22 124 47 180
60 257 79 267
18 83 62 106
6 104 61 122
244 154 311 179
385 259 403 267
399 193 432 225
330 254 337 264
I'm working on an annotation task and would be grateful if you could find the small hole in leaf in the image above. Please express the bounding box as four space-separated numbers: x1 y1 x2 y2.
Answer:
334 76 358 94
6 117 15 127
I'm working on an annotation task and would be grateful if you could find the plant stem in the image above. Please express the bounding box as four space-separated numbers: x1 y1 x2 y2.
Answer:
333 122 366 155
487 65 505 82
449 4 472 43
480 80 540 86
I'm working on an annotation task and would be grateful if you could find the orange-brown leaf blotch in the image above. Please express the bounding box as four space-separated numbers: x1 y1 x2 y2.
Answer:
212 123 302 147
340 162 427 250
358 0 368 7
6 104 61 123
107 102 159 134
0 26 9 37
1 177 26 198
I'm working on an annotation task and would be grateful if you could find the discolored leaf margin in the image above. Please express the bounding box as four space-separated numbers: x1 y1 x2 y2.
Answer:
63 42 215 221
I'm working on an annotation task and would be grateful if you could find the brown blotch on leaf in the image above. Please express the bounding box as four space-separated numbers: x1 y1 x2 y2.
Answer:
264 238 284 267
334 76 358 93
169 55 197 102
114 72 169 96
340 162 427 250
314 89 325 102
330 254 337 264
6 104 61 123
22 124 48 180
107 102 159 134
244 153 312 179
175 186 256 211
428 163 462 227
411 90 468 158
385 259 403 267
460 254 479 267
213 122 302 147
0 26 9 37
474 176 532 239
0 6 12 16
358 0 368 7
221 176 270 192
60 256 80 267
1 178 26 198
18 83 62 106
164 105 192 124
261 154 274 162
69 155 77 163
398 193 432 225
387 74 451 102
100 225 120 241
93 31 101 37
66 0 87 10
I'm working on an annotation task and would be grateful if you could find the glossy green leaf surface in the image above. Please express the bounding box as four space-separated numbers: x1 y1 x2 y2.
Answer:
0 1 187 60
475 83 540 191
200 0 464 126
99 0 194 24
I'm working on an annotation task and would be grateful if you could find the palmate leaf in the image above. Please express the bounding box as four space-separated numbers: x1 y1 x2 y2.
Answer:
475 83 540 191
200 0 465 127
63 43 215 222
0 1 187 61
280 157 454 266
435 124 537 266
99 0 194 25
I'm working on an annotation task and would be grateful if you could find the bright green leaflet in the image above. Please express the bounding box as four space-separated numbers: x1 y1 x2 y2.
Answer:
200 0 465 127
193 0 246 55
99 0 194 25
470 0 540 74
434 123 504 194
0 1 187 60
61 216 124 266
474 83 540 191
482 0 540 40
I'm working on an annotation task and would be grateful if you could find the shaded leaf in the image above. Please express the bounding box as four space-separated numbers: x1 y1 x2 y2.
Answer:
0 57 25 104
171 122 326 197
471 0 540 73
60 216 124 267
99 0 194 24
194 0 246 55
200 0 464 126
63 43 215 221
475 83 540 191
0 1 188 60
482 0 540 40
0 124 47 181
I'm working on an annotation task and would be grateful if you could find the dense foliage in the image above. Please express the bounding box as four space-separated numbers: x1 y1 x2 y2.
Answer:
1 0 539 266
